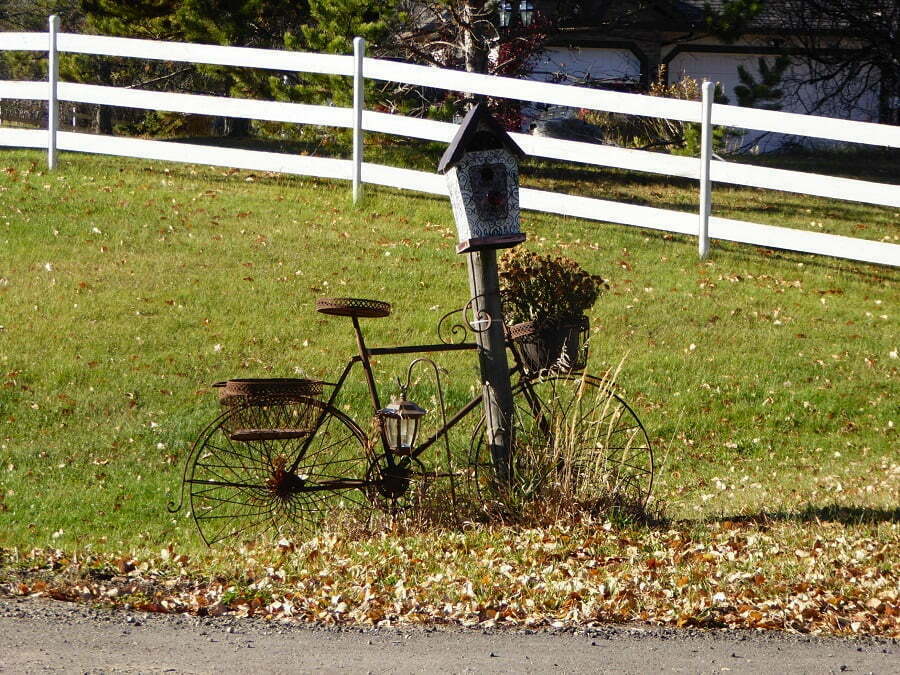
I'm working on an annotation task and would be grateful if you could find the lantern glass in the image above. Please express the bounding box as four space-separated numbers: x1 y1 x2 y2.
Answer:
383 415 401 450
378 397 427 453
398 415 418 449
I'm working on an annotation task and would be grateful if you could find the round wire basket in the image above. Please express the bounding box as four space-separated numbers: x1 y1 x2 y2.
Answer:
508 316 589 375
213 378 325 437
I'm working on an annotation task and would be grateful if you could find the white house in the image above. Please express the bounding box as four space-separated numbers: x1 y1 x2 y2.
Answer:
520 0 885 151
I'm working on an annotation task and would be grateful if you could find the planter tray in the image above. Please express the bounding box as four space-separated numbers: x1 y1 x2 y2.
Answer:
316 297 391 319
229 428 312 442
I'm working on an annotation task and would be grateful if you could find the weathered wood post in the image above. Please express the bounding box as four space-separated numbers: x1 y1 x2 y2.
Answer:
437 103 526 483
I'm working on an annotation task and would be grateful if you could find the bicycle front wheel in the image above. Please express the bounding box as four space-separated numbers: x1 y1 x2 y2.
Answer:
186 398 371 546
468 373 653 514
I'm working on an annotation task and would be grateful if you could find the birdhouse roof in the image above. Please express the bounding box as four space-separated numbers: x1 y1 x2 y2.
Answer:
437 103 525 174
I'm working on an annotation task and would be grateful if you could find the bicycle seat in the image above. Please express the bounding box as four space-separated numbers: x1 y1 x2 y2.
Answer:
315 297 391 319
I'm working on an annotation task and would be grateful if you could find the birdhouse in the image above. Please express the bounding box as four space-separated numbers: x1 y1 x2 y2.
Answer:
438 103 526 254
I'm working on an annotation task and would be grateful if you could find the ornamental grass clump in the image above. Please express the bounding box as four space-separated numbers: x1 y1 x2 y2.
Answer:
498 249 607 327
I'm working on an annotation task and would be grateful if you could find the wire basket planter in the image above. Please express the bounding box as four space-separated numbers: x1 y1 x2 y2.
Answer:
213 378 325 439
507 315 590 375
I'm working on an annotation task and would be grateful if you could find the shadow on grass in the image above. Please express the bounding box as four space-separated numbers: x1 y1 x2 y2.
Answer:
713 504 900 526
710 239 900 282
165 134 443 168
732 147 900 184
166 134 331 155
57 134 897 281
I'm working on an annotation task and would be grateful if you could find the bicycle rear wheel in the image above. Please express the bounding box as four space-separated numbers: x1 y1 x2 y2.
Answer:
468 373 653 514
186 398 371 546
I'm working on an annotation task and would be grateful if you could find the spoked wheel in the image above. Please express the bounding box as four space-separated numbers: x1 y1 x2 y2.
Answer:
186 398 371 546
365 454 429 513
468 373 653 515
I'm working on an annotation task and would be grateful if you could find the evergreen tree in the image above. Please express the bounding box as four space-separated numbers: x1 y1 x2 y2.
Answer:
702 0 764 43
734 55 791 111
64 1 186 133
1 0 82 80
275 0 401 110
173 0 315 135
79 0 179 39
77 0 403 136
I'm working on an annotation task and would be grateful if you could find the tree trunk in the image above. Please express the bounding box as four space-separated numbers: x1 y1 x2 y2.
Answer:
94 61 113 134
223 116 252 138
95 105 112 134
508 1 520 28
462 0 489 74
879 64 898 126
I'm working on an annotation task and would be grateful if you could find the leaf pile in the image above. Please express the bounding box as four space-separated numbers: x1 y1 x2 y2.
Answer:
3 518 897 637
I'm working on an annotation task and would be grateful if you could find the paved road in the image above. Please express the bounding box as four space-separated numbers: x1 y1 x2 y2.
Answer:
0 598 897 673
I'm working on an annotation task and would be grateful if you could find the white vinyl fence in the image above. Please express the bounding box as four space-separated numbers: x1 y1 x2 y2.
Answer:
1 17 898 267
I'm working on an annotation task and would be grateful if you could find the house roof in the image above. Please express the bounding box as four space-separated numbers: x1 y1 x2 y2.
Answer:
548 0 798 35
437 103 525 173
668 0 788 30
666 0 892 34
653 0 879 34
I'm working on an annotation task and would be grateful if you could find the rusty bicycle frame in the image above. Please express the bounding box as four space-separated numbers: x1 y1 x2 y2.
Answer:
173 297 653 546
287 305 527 480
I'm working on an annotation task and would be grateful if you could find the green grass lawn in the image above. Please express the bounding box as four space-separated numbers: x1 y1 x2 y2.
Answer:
0 144 897 634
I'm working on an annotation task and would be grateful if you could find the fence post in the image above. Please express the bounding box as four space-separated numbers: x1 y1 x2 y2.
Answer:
47 14 60 170
352 37 365 204
698 80 714 259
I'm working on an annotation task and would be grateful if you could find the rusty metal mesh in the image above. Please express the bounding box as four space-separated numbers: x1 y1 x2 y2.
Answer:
315 297 392 318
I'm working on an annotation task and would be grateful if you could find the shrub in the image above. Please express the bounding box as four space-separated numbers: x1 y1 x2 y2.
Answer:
498 248 607 326
579 66 731 154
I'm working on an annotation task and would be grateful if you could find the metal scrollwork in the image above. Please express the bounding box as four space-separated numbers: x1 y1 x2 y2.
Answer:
437 295 493 344
437 307 468 345
464 295 493 333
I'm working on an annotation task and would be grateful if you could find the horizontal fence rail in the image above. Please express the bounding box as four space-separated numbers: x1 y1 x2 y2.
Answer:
7 79 896 209
58 131 353 180
0 32 46 51
0 32 353 75
711 103 900 148
0 127 46 148
1 26 898 268
363 57 703 123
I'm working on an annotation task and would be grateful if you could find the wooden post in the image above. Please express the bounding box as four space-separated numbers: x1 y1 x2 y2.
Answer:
467 249 513 483
437 103 526 485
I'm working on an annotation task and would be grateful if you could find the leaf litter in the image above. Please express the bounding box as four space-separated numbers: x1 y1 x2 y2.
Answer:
2 516 896 637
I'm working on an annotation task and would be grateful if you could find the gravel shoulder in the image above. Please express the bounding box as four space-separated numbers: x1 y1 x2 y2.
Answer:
1 597 897 674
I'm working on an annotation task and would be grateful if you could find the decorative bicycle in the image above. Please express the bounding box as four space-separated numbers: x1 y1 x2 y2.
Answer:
169 297 653 546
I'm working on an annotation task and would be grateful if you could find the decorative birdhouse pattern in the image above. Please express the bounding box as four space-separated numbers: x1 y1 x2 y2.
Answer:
438 104 526 254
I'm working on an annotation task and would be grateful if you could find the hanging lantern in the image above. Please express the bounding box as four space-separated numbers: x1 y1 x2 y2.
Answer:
377 395 427 455
438 103 526 254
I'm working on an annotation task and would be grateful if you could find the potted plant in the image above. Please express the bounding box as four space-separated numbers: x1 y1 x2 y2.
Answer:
498 248 607 373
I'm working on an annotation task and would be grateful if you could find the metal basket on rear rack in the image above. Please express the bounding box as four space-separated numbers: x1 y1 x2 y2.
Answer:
212 378 325 439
